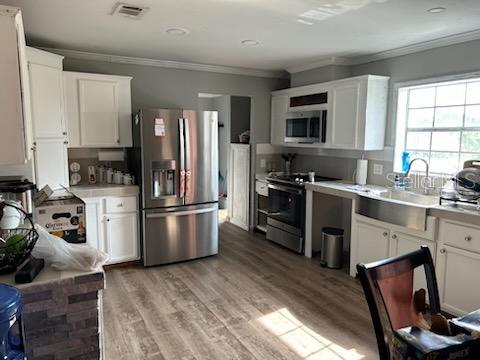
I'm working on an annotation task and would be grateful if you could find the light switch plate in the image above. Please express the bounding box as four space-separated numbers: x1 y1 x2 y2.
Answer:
373 163 383 175
260 158 266 169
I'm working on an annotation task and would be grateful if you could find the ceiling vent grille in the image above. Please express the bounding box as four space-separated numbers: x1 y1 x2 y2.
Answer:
112 3 149 19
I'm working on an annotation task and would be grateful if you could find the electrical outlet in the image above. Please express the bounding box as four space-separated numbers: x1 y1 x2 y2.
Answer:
373 163 383 175
260 158 266 169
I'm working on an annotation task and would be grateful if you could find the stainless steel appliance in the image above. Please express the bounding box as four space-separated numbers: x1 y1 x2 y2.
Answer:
285 110 327 144
0 178 36 216
266 173 337 253
129 109 219 266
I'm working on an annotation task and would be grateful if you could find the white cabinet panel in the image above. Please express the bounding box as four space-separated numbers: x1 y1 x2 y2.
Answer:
436 244 480 315
330 82 361 149
228 144 250 230
270 95 288 146
105 212 139 264
33 138 68 189
84 197 103 251
353 220 390 267
29 63 65 138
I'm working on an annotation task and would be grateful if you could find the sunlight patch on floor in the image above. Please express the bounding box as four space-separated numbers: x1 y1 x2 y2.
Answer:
258 308 364 360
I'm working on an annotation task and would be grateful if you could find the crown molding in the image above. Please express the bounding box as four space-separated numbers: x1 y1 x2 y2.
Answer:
288 28 480 73
286 56 350 74
40 47 289 79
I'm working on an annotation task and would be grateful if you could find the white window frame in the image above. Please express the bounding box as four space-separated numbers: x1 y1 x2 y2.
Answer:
393 71 480 176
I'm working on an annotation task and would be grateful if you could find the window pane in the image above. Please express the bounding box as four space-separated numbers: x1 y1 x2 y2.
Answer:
460 153 480 168
430 152 459 174
461 131 480 152
436 83 466 106
431 131 460 151
406 132 430 150
465 105 480 127
407 151 430 172
434 106 464 128
408 87 435 108
466 82 480 104
408 108 433 128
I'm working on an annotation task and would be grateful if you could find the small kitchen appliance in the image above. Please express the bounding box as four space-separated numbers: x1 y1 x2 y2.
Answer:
0 178 36 216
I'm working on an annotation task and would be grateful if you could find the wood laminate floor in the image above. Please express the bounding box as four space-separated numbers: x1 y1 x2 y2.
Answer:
103 222 378 360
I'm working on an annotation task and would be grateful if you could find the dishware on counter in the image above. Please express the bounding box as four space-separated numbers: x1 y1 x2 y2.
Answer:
0 200 24 230
114 171 124 185
96 166 106 184
106 168 114 184
88 166 97 184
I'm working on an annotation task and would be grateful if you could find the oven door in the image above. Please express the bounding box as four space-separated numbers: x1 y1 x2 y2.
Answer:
267 183 304 235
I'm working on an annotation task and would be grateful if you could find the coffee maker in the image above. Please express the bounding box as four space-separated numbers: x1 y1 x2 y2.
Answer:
0 177 36 217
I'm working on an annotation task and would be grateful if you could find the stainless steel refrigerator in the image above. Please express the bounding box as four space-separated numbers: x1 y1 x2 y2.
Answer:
129 109 219 266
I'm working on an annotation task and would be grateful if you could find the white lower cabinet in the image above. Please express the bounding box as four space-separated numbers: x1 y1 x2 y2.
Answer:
82 195 139 265
352 220 390 268
436 219 480 315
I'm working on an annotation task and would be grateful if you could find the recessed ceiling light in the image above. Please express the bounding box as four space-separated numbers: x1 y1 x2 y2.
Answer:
427 7 446 13
165 27 190 36
241 39 259 47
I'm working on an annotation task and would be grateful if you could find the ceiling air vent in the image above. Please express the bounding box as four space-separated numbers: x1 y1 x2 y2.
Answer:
112 3 149 19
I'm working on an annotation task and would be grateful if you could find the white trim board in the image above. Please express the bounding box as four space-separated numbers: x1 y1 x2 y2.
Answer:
40 47 289 79
288 28 480 74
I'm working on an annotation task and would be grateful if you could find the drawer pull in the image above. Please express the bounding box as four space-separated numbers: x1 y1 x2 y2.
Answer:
465 235 472 242
383 231 388 237
440 248 446 254
117 203 124 207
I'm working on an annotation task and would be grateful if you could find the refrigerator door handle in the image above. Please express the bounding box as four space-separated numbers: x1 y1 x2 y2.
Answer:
145 206 217 219
179 118 186 198
184 117 192 196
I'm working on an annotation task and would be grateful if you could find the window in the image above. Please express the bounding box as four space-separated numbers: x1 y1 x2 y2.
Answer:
394 76 480 175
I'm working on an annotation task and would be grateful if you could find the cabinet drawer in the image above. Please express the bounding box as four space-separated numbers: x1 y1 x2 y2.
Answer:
256 181 268 197
440 220 480 254
105 196 137 213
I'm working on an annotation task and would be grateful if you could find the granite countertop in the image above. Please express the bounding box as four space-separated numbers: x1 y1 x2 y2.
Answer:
306 181 480 225
69 184 139 198
0 265 104 289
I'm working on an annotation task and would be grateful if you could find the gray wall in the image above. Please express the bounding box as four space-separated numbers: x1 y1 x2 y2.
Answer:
291 65 351 87
230 96 251 143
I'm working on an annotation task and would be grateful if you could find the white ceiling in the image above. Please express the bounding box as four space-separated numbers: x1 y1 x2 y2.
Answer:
2 0 480 73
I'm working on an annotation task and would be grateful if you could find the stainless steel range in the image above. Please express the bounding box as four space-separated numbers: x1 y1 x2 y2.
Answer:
266 173 337 253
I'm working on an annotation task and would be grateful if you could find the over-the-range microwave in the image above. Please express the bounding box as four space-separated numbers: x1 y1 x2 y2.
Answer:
284 110 327 144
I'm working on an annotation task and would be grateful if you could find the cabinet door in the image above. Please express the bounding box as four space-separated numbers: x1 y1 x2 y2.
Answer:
270 95 288 145
436 245 480 315
29 63 65 138
83 197 104 251
78 79 120 146
390 232 436 294
33 138 68 189
228 144 250 230
105 212 139 264
353 220 390 268
330 81 361 149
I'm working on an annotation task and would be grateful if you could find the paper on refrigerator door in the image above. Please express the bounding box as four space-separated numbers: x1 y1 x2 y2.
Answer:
155 118 166 137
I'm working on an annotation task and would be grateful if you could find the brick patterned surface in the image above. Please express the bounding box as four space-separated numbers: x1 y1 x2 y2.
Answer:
20 272 105 360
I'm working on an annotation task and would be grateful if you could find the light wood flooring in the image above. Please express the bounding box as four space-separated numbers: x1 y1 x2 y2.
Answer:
103 222 378 360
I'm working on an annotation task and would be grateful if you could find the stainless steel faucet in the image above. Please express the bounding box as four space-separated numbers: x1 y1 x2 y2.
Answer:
396 158 434 194
405 158 430 178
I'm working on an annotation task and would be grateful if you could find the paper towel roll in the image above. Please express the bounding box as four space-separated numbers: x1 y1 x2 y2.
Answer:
355 159 368 185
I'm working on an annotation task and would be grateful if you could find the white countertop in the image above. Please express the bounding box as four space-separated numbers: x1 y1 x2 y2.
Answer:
69 184 139 198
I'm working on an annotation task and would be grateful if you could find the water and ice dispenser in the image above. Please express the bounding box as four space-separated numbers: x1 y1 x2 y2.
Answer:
152 161 176 198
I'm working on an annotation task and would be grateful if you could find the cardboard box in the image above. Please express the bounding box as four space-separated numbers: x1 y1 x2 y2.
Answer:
35 195 86 244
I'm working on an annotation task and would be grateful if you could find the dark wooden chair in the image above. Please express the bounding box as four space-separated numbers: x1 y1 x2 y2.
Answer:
356 246 441 359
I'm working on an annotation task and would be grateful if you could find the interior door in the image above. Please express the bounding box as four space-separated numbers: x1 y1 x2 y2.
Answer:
141 109 184 209
183 110 218 205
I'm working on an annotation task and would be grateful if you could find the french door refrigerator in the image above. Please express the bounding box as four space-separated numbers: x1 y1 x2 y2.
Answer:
130 109 218 266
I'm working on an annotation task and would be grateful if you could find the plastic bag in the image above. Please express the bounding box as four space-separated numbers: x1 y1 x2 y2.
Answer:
32 225 109 271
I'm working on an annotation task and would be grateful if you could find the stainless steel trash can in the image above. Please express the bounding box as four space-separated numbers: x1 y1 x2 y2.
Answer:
320 227 344 269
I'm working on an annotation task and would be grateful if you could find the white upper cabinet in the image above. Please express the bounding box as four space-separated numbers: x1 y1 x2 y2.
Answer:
33 138 69 189
27 47 66 139
270 75 389 150
0 6 32 165
64 71 132 148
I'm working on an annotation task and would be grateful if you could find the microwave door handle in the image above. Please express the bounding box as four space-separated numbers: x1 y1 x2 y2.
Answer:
321 111 327 143
179 118 185 198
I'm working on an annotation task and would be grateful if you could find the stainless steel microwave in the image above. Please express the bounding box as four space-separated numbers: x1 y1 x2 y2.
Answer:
284 110 327 144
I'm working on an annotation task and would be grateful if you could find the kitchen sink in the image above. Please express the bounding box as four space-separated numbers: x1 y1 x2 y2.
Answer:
356 189 439 231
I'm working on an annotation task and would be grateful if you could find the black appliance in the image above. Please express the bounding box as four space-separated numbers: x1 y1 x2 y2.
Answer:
266 173 337 253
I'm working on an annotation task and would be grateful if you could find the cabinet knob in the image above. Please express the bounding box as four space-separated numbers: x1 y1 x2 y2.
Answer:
64 141 69 145
391 234 397 239
117 203 123 207
440 248 446 254
383 231 388 237
106 218 110 222
465 235 472 242
62 132 67 136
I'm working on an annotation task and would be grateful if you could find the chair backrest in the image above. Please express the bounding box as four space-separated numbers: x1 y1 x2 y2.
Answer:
356 246 441 359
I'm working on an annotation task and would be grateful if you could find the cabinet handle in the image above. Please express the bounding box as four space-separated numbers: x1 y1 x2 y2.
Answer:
391 234 397 239
440 248 446 254
31 147 36 151
64 141 69 145
465 235 472 242
383 231 388 237
117 203 124 207
62 132 67 136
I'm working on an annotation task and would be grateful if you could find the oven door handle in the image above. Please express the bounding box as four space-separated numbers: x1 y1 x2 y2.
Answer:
267 183 303 195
